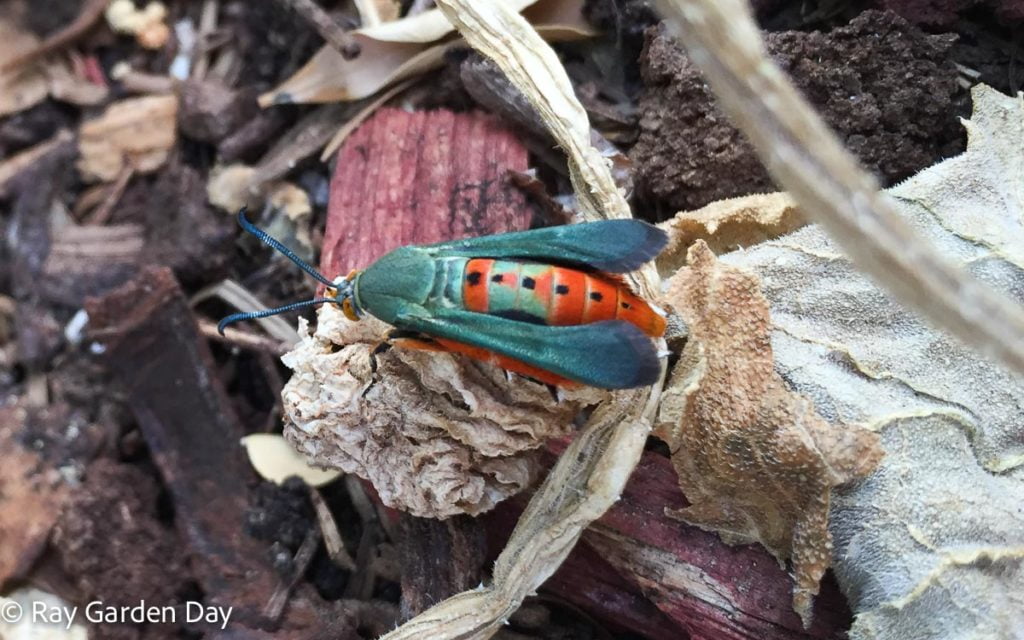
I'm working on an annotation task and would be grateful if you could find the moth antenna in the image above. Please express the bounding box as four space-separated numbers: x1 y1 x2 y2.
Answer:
218 298 337 335
236 207 336 288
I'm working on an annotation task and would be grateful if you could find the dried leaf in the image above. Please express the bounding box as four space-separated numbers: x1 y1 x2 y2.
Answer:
241 434 341 487
282 306 603 518
0 18 49 116
259 0 595 106
77 94 178 182
717 85 1024 639
656 192 804 275
656 241 882 626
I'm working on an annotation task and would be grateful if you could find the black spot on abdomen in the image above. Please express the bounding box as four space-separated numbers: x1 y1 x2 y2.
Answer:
491 273 504 283
493 309 546 325
556 285 570 295
466 271 482 286
589 292 603 301
522 277 536 290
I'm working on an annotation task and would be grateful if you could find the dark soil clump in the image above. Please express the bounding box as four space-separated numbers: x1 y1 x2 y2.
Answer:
632 10 965 213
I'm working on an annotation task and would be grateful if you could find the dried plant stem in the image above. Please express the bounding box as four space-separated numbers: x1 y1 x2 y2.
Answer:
382 2 664 639
654 0 1024 377
275 0 361 59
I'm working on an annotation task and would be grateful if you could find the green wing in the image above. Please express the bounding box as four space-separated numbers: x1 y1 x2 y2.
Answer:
423 220 667 273
395 309 661 389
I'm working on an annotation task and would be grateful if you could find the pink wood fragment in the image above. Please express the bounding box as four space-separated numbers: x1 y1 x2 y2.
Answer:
538 440 853 639
323 108 532 276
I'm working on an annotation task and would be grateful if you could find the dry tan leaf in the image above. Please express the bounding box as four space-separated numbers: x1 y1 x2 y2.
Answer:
283 305 603 518
77 94 178 182
258 0 594 106
655 240 882 627
0 19 49 117
656 192 804 275
241 434 341 487
722 85 1024 640
206 163 257 212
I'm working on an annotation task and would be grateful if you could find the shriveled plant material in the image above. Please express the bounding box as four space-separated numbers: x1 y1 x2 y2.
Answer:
656 241 882 626
719 85 1024 640
283 306 602 518
634 10 962 212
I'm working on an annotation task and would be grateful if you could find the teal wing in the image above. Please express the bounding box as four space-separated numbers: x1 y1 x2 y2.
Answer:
422 220 667 273
395 309 661 389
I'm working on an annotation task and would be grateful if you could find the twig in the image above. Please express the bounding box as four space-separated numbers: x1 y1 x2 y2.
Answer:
191 0 219 80
263 527 320 621
275 0 361 59
653 0 1024 377
308 486 357 571
85 163 134 225
0 0 108 72
197 318 292 356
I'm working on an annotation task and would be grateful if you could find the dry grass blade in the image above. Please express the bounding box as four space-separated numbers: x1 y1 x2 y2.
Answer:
381 2 664 638
653 0 1024 377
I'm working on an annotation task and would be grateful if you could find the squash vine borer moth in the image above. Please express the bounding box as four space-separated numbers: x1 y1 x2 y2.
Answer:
219 209 668 389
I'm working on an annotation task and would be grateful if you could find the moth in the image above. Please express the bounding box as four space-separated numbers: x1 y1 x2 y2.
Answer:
220 209 668 389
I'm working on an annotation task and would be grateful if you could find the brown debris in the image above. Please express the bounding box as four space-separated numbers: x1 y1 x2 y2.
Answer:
77 94 178 182
178 79 259 144
84 266 279 626
656 241 883 626
52 459 190 638
398 514 487 619
0 404 71 589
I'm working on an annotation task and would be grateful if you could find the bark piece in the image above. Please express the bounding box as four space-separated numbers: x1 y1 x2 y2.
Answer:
398 514 487 619
84 266 278 626
77 94 178 182
656 241 882 626
321 107 532 276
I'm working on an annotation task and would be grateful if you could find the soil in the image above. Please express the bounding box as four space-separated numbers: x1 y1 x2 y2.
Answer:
630 10 965 214
0 0 1020 638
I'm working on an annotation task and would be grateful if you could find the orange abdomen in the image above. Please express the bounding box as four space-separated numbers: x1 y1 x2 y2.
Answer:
460 259 665 337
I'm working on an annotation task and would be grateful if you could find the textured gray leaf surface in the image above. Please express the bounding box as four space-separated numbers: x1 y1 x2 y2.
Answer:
720 85 1024 639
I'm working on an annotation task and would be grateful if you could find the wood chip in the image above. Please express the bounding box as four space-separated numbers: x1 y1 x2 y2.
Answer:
77 94 178 182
